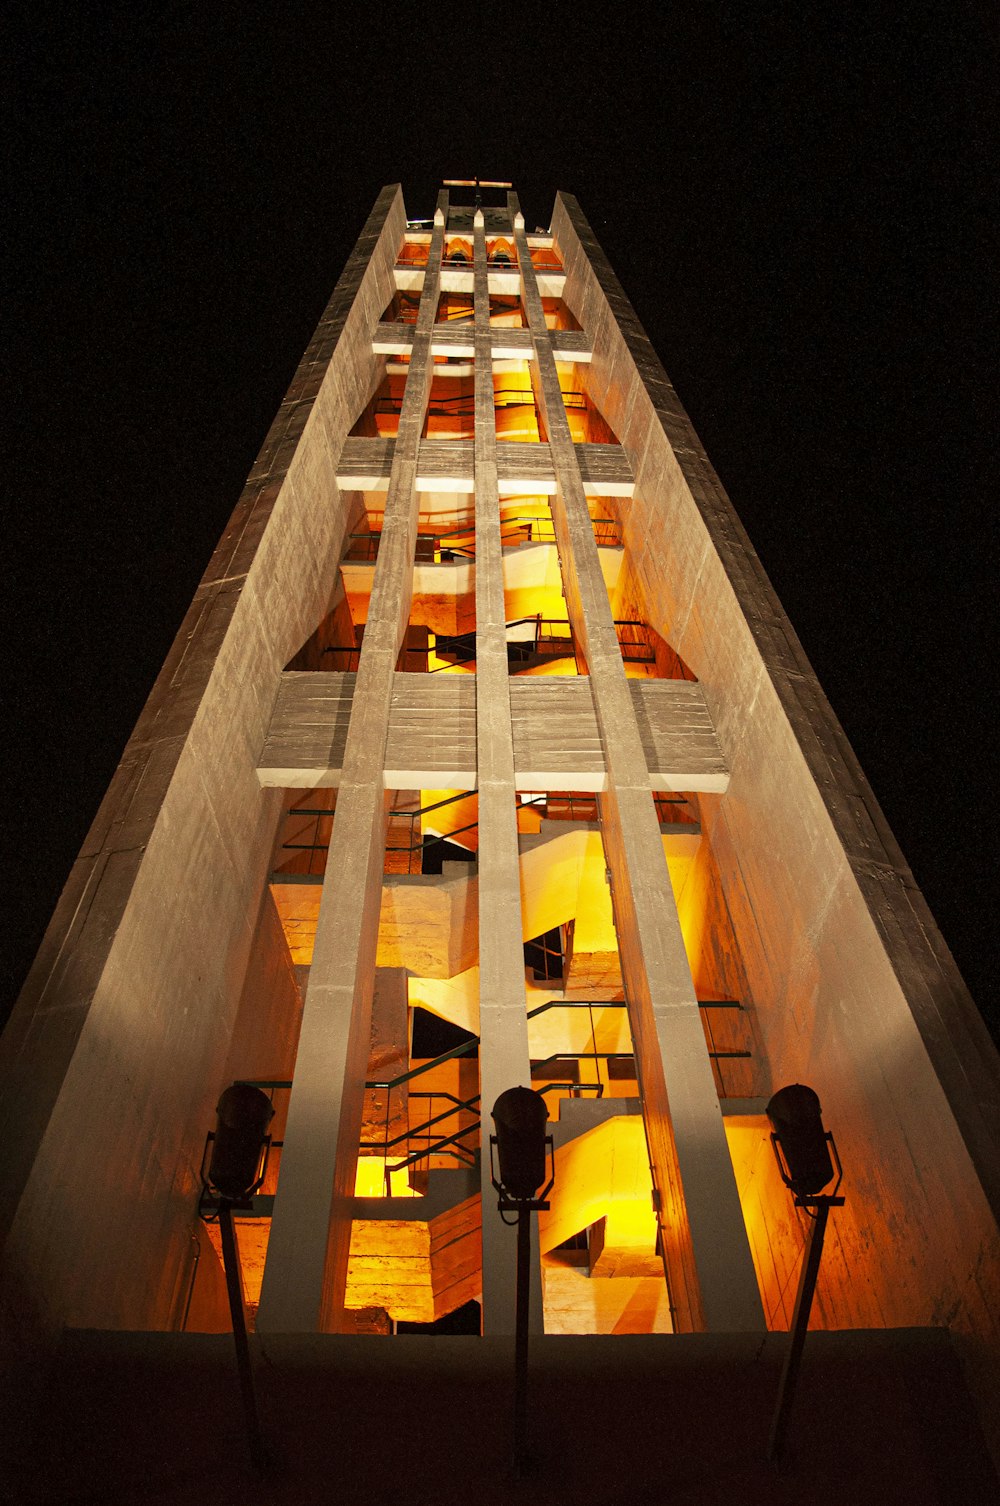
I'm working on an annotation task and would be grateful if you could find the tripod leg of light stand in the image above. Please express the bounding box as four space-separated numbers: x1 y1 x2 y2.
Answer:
218 1201 267 1471
513 1206 531 1475
767 1200 830 1463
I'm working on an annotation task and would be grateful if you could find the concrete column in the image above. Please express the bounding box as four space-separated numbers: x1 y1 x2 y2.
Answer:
472 210 543 1334
511 196 762 1332
258 192 449 1333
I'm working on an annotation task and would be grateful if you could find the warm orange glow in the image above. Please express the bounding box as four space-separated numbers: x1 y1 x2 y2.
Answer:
436 292 474 323
541 297 580 331
348 372 407 439
494 362 539 442
489 295 524 328
424 373 474 439
354 1157 421 1198
419 788 478 853
408 966 480 1036
539 1115 660 1271
397 239 429 268
487 237 515 264
723 1117 821 1331
530 244 563 272
556 361 617 444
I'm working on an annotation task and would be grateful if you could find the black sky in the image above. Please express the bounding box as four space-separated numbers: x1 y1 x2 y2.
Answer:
4 3 997 1035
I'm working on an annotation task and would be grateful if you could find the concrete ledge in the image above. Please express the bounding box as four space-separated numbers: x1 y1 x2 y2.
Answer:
372 323 592 363
336 436 634 495
257 672 729 792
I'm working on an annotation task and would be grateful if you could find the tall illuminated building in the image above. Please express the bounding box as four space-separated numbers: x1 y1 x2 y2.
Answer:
2 184 997 1447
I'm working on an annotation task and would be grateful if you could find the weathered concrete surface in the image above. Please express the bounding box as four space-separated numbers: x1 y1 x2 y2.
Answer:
359 968 409 1150
552 189 1000 1446
222 886 303 1086
0 185 407 1401
257 670 730 791
372 321 593 361
515 196 763 1335
256 194 449 1336
347 1191 481 1321
269 824 700 978
336 434 635 494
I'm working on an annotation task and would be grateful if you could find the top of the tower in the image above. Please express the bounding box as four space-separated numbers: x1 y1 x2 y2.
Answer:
440 176 515 231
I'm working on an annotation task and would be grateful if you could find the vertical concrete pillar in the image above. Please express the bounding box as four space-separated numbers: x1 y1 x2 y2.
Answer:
258 193 449 1333
472 210 543 1333
511 196 763 1332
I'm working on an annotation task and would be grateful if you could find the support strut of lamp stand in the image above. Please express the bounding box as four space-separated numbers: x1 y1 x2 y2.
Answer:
489 1087 555 1478
765 1084 845 1466
198 1084 275 1473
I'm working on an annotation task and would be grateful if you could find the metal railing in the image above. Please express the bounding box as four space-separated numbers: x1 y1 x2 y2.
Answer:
343 514 620 563
318 617 655 675
372 389 587 419
524 999 752 1101
374 389 489 414
236 1032 483 1199
529 249 564 273
498 616 656 669
395 250 559 273
277 791 478 877
362 1035 482 1192
432 297 526 326
275 789 693 879
519 790 693 825
383 292 526 326
231 993 750 1203
320 644 362 670
386 293 421 324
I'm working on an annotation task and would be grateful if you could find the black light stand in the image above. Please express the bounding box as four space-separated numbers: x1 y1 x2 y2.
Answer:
489 1087 555 1477
216 1196 268 1472
765 1084 845 1464
199 1084 274 1472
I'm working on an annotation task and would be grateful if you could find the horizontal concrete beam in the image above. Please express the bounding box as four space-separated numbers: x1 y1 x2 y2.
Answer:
257 671 729 792
393 267 566 298
336 436 634 496
372 323 593 363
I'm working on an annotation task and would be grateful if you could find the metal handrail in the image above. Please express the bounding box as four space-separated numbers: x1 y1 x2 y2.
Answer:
521 790 690 824
524 998 743 1020
365 1039 479 1095
284 790 691 872
235 993 748 1194
360 1092 480 1154
343 516 622 564
384 1114 481 1177
319 645 362 669
375 389 586 416
396 253 556 272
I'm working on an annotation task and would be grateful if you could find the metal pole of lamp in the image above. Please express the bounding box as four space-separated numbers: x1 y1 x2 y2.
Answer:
490 1086 555 1478
199 1083 275 1472
217 1198 267 1472
765 1083 845 1464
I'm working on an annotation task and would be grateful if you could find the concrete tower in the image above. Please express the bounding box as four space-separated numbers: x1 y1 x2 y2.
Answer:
3 184 998 1480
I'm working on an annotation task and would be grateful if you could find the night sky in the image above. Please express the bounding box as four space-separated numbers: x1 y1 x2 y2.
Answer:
4 4 997 1038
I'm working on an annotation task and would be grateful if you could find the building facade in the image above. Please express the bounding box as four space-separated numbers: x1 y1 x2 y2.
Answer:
3 183 998 1419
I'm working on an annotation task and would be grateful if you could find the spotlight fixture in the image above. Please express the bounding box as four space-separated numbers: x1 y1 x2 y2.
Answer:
765 1083 845 1464
489 1086 555 1476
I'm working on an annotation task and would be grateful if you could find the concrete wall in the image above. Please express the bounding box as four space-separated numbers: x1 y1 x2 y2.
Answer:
552 191 1000 1385
0 186 406 1363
